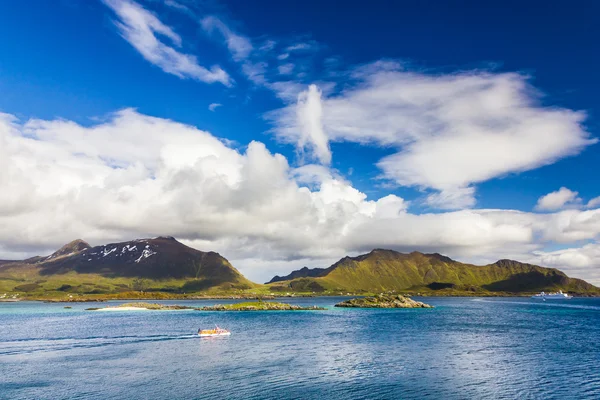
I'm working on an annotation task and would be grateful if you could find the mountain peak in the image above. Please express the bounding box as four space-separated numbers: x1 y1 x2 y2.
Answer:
49 239 90 259
155 236 176 241
266 265 329 284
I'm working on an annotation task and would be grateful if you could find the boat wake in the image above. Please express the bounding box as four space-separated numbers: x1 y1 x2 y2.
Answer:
0 333 199 357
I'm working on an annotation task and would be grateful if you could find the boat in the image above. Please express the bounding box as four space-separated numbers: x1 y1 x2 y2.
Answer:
198 325 231 337
531 290 573 300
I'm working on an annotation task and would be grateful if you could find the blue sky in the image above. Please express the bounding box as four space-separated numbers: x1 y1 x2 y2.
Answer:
1 0 599 283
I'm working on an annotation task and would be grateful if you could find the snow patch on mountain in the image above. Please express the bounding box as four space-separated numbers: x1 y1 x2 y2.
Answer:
102 247 117 257
135 249 157 263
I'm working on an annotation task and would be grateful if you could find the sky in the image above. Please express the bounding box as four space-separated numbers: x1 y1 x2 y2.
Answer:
1 0 600 284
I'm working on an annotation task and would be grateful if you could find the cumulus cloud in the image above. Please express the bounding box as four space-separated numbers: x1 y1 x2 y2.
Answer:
269 66 595 209
103 0 231 85
201 16 253 61
1 110 600 284
531 242 600 285
0 109 388 264
535 187 582 211
208 103 222 112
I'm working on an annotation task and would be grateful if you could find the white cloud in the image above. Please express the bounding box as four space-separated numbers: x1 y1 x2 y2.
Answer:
208 103 222 112
587 196 600 209
2 110 600 285
267 81 307 102
269 67 595 209
201 16 253 61
286 43 312 52
278 63 295 75
259 40 276 52
163 0 189 12
531 242 600 285
240 64 309 102
241 61 268 85
535 187 582 211
295 85 331 164
103 0 231 85
424 187 476 210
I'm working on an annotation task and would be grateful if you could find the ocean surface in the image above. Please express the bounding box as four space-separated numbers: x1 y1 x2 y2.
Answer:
1 297 599 400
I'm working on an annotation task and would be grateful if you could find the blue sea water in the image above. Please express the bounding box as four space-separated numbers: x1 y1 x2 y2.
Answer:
0 297 599 400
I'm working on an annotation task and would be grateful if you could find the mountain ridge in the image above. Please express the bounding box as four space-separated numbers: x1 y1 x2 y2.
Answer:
1 240 598 297
267 250 599 295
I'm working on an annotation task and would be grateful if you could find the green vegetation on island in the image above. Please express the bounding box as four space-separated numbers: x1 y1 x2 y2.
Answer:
85 302 196 311
84 300 325 311
335 294 433 308
199 301 326 311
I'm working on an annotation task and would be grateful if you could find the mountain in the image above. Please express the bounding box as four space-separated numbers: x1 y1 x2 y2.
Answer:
266 266 329 284
267 249 600 295
48 239 91 259
0 237 255 295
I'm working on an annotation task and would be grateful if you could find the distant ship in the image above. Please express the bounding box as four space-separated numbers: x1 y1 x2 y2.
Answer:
531 290 573 300
198 325 231 337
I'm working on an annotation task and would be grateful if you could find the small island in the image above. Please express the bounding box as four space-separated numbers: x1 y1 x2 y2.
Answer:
335 294 433 308
85 302 195 311
85 301 326 311
199 301 326 311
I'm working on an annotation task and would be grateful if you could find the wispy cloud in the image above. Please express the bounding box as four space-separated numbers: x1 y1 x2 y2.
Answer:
241 61 268 85
278 63 294 75
208 103 222 112
163 0 189 12
286 42 312 52
103 0 231 86
259 40 276 52
425 187 476 210
269 64 596 209
201 16 253 61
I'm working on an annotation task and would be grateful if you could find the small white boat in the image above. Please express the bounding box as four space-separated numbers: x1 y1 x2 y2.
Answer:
198 325 231 337
531 290 573 300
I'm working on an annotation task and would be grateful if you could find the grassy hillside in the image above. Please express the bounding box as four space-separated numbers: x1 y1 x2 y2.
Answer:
268 250 600 295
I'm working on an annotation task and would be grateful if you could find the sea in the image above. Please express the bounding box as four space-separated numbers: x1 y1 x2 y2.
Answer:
1 297 599 400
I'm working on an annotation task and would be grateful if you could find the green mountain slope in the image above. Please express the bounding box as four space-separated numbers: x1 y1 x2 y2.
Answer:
269 249 599 295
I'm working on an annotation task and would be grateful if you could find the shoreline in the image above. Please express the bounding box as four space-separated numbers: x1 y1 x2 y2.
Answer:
94 306 151 311
4 293 599 303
